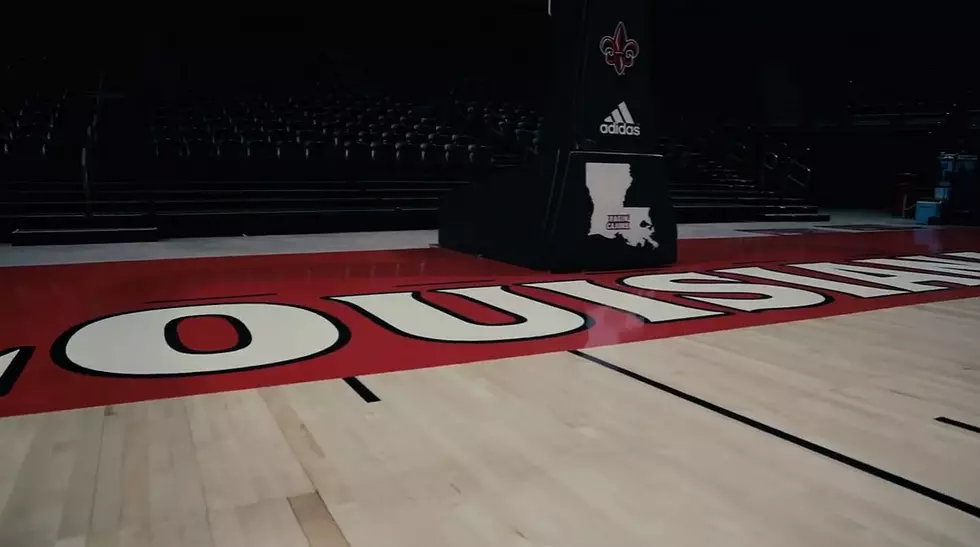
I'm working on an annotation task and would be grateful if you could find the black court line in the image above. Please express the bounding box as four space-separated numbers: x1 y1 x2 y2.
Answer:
568 349 980 520
0 347 34 397
936 417 980 436
144 292 279 304
343 377 380 403
394 279 496 288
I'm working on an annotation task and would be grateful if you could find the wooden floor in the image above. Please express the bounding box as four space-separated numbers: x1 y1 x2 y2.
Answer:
1 298 979 546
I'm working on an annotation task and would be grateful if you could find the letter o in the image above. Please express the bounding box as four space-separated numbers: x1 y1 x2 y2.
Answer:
55 303 346 376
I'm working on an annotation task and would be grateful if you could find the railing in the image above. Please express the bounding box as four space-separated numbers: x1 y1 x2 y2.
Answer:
724 141 748 174
760 149 812 198
760 151 779 189
81 124 94 217
787 158 811 190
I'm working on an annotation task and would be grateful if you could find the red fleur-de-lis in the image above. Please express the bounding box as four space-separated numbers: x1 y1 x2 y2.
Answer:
599 21 639 76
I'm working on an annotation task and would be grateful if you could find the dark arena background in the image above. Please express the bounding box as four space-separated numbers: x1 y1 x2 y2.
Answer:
3 3 980 546
3 2 977 245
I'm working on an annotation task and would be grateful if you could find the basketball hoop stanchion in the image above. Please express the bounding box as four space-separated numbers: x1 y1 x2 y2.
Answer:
439 0 676 273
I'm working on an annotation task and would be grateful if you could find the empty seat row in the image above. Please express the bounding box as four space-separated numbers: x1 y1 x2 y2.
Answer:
152 112 445 134
144 138 492 181
153 96 442 135
134 92 503 181
453 100 547 156
1 94 83 182
151 124 472 148
0 138 78 182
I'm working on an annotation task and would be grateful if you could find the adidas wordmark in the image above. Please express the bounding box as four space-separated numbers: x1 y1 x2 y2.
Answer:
599 102 640 136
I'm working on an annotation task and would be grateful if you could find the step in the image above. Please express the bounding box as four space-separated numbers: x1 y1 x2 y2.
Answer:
707 177 755 184
673 206 822 224
671 183 771 190
148 196 441 213
671 196 804 205
671 195 773 201
1 181 86 192
671 184 760 192
2 200 140 215
757 213 830 222
157 206 438 218
6 190 88 201
94 179 471 192
752 205 821 214
674 202 819 215
95 187 452 199
156 207 440 238
677 183 758 187
11 226 159 246
5 212 155 231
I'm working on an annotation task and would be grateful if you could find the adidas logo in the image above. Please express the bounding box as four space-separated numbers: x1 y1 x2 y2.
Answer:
599 102 640 136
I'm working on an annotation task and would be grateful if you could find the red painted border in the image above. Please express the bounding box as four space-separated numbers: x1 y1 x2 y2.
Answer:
1 228 979 417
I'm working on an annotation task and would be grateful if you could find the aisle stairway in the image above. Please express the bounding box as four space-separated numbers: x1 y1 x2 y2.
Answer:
670 155 827 223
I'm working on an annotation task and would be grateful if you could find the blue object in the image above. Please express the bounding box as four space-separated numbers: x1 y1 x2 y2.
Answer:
915 200 940 224
934 187 951 201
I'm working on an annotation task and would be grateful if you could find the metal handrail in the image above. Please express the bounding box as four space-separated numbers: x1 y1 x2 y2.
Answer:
787 159 811 189
81 145 92 217
758 151 778 190
724 141 747 169
763 151 779 171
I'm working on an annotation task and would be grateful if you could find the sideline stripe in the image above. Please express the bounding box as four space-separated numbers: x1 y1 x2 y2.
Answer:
343 377 380 403
0 347 33 397
936 416 980 436
569 349 980 520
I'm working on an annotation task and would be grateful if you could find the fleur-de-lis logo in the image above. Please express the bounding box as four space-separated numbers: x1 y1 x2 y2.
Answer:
599 21 639 76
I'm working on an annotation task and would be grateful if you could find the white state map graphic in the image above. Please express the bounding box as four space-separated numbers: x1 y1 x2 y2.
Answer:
585 162 658 249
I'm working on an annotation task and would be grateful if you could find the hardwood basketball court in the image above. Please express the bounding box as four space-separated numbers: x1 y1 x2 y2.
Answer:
1 223 979 546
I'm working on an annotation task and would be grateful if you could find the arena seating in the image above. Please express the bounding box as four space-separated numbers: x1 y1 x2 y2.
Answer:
4 9 977 243
2 87 832 242
1 89 93 239
662 139 826 222
68 92 499 238
1 94 78 182
755 82 978 210
458 99 827 222
136 95 494 183
24 74 957 242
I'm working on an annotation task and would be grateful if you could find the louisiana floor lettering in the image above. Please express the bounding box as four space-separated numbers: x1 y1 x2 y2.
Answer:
1 237 979 417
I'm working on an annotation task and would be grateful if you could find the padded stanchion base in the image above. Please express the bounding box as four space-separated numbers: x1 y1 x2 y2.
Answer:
439 151 676 273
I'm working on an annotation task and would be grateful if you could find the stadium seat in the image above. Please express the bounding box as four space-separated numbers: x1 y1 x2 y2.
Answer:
468 144 491 172
371 141 395 175
395 141 421 173
186 139 217 180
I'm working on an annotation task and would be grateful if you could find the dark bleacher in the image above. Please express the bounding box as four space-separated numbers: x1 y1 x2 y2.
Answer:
753 84 979 211
459 98 827 223
0 10 830 244
1 51 95 241
73 92 495 238
6 7 980 243
662 134 826 223
3 88 830 243
139 94 493 182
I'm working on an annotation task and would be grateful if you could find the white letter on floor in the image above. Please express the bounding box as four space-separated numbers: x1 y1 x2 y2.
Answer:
717 267 903 298
789 262 980 292
62 304 343 376
525 280 722 322
332 286 585 342
621 272 826 312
